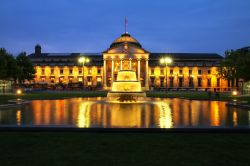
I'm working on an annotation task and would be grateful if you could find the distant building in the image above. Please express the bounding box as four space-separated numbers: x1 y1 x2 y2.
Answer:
28 32 230 91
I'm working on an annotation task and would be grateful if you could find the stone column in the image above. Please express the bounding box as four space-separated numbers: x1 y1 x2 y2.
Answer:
129 58 132 70
120 58 123 70
145 59 149 89
111 58 114 83
137 58 141 81
103 59 107 88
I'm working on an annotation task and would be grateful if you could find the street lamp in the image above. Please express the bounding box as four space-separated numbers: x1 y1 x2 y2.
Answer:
160 57 172 91
78 57 90 88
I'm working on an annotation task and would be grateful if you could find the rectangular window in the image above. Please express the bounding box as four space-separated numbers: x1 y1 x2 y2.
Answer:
42 69 45 75
150 77 155 85
59 77 63 82
50 77 54 83
69 77 73 83
207 78 211 87
69 69 73 75
87 76 92 82
170 69 173 74
160 77 164 87
78 77 83 82
179 77 183 87
51 69 54 75
208 70 211 74
60 69 63 74
198 78 202 87
179 70 183 74
189 70 192 75
198 70 202 75
88 68 92 74
79 69 82 74
97 77 102 82
189 77 194 87
97 69 101 75
170 77 174 87
160 69 164 75
217 78 220 87
151 69 154 75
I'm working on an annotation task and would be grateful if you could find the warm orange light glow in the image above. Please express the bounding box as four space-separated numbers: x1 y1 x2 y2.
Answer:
160 57 172 64
16 89 22 95
78 57 90 64
16 110 21 126
157 102 173 128
77 102 92 128
232 91 238 96
110 70 142 92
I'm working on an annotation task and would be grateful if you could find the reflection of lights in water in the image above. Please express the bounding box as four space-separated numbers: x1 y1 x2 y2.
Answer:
211 102 220 126
16 110 21 126
233 111 238 126
77 102 92 128
157 102 173 128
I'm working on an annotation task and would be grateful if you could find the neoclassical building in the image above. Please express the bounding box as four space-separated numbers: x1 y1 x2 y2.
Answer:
29 32 229 91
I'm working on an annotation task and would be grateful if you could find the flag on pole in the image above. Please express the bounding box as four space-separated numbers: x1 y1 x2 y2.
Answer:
125 16 128 33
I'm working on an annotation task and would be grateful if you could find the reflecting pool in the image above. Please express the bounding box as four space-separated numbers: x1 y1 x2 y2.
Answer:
0 97 249 128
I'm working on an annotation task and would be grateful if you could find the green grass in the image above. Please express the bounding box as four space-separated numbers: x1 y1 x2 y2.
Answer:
0 132 249 166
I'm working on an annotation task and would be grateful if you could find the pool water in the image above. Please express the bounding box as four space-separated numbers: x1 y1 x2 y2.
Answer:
0 97 249 128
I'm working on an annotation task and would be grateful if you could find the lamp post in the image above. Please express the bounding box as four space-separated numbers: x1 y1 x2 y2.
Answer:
78 57 90 89
160 57 172 91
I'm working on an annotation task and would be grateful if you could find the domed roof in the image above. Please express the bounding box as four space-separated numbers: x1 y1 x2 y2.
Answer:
109 33 142 48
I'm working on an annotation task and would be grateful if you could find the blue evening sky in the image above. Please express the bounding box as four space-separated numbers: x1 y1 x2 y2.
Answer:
0 0 250 56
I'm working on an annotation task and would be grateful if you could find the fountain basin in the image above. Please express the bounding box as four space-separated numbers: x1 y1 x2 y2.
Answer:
107 70 146 101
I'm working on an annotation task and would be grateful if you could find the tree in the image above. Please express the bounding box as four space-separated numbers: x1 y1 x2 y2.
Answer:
0 48 9 80
237 51 250 81
0 48 18 93
219 49 250 88
16 52 35 85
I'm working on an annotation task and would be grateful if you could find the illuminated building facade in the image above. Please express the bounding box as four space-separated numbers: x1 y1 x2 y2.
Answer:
28 32 229 91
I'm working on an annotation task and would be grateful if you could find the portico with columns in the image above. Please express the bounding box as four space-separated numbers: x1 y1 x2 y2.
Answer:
103 33 149 90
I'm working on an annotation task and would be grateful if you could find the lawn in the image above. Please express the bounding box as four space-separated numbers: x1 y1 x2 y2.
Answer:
0 132 249 166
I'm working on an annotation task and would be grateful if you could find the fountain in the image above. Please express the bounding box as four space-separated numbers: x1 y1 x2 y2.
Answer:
107 70 146 102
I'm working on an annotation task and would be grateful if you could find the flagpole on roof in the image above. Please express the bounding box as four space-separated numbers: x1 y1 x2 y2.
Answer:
125 16 128 34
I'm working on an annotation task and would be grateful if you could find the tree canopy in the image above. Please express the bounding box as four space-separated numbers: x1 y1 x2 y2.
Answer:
16 52 35 84
219 49 250 86
0 48 35 85
0 48 17 81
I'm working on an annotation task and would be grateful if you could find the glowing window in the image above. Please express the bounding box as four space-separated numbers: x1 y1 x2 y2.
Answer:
97 77 102 82
78 77 83 82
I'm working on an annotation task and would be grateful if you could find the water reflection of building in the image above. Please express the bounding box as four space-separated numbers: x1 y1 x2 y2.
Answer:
5 98 248 128
28 32 231 91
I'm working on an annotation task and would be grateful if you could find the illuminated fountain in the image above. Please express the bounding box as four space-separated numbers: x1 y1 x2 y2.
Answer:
107 70 146 102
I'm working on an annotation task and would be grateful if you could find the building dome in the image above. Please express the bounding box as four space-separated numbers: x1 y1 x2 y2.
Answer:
109 33 142 48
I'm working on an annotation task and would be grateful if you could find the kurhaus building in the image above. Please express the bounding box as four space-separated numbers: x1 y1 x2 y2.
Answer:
28 32 228 91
